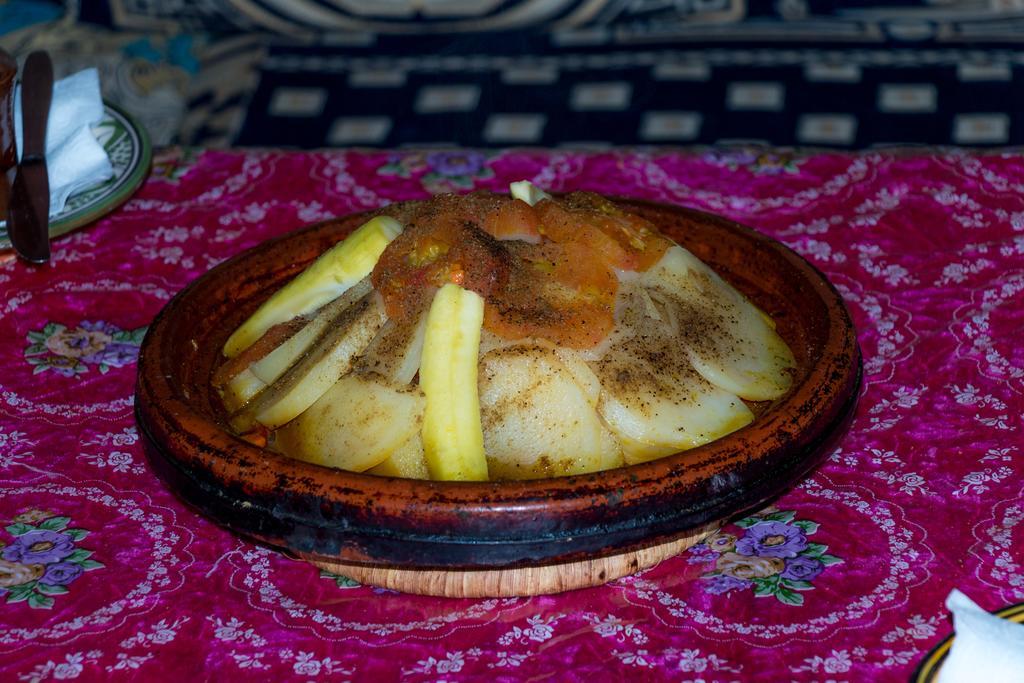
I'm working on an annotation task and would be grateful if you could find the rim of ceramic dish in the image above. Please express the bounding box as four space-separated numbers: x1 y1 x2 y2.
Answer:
912 601 1024 682
0 101 151 246
135 198 862 569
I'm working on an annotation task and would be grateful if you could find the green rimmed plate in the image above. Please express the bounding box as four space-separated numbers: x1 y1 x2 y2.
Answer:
0 101 152 249
913 601 1024 682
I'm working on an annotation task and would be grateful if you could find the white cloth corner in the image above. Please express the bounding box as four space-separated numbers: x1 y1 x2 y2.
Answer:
13 67 113 216
940 589 1024 683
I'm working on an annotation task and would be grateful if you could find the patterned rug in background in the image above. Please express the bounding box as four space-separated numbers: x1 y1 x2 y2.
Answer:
4 1 1024 148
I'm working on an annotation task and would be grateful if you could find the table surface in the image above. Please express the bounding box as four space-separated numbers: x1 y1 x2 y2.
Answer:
0 147 1021 681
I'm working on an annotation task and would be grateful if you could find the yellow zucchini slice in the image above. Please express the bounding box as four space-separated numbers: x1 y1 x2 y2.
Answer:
223 215 401 358
419 283 488 481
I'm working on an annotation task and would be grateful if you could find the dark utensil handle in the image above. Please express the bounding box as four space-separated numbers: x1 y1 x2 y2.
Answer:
20 51 53 160
8 161 50 263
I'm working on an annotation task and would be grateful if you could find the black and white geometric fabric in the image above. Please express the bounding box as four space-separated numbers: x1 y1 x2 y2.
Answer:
76 1 1024 148
239 38 1024 148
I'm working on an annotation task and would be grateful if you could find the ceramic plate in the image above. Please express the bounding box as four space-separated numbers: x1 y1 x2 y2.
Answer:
913 601 1024 682
135 199 861 574
0 102 152 249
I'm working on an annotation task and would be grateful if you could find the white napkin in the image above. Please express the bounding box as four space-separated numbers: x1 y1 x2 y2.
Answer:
13 68 113 216
941 589 1024 683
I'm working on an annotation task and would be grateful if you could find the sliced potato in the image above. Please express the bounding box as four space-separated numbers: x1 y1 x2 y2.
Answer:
354 305 428 386
249 322 333 386
479 344 623 479
641 246 795 401
552 347 602 406
478 332 602 407
589 283 754 463
509 180 551 206
223 215 402 358
231 291 387 431
221 368 265 413
598 383 753 463
367 432 430 479
225 279 373 407
419 283 488 481
275 373 424 472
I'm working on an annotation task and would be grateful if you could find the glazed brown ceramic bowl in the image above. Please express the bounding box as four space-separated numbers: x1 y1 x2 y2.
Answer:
136 199 860 576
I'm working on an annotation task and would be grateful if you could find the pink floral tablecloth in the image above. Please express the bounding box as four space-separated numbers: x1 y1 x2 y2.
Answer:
1 147 1022 681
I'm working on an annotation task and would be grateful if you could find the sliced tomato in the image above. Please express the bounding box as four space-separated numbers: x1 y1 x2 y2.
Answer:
535 193 670 272
481 198 543 243
372 191 668 349
373 196 511 321
484 241 617 349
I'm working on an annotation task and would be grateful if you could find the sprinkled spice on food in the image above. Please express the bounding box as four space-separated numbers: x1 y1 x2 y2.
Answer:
214 182 795 481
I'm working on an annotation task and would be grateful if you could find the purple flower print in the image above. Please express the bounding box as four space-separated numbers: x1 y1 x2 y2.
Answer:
703 574 752 595
426 151 487 177
1 513 102 609
697 510 837 604
40 561 84 586
77 321 142 367
706 532 737 554
734 521 808 558
79 320 121 336
27 320 144 377
702 149 800 174
42 356 82 377
44 326 110 360
1 530 75 564
84 342 139 368
704 149 758 167
687 552 720 565
781 556 824 582
687 544 720 565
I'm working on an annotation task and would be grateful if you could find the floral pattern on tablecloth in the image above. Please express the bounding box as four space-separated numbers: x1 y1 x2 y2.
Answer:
687 508 842 605
378 150 498 192
1 147 1023 681
24 322 146 377
1 510 104 610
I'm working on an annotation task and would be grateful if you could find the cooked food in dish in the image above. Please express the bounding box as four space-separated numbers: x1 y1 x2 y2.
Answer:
213 182 796 481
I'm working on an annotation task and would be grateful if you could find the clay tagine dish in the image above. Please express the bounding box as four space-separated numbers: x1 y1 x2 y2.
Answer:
135 185 861 597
